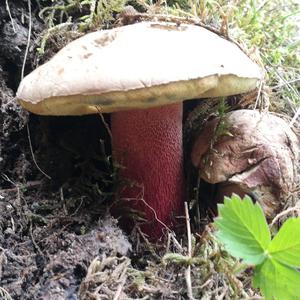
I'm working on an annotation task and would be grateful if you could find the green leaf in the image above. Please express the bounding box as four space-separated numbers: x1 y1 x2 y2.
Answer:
268 218 300 268
253 258 300 300
215 194 271 265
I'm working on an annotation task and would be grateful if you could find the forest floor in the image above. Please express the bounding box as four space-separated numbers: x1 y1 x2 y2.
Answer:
0 1 299 299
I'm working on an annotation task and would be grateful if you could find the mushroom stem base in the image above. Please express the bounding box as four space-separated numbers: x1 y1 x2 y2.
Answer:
111 103 184 239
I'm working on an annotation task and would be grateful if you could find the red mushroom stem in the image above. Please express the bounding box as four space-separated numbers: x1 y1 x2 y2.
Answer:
111 103 184 239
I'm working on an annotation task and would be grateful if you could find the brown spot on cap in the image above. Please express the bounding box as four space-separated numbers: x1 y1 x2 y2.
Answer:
58 68 64 75
83 53 93 59
94 31 117 47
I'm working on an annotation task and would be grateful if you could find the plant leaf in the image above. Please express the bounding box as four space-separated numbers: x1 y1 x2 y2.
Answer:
215 194 271 264
253 258 300 300
268 218 300 268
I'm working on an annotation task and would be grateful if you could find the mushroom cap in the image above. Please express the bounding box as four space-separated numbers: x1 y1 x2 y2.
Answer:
17 22 262 116
191 109 300 217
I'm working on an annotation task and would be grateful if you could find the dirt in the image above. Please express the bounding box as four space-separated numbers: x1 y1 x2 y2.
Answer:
0 2 132 299
0 191 130 299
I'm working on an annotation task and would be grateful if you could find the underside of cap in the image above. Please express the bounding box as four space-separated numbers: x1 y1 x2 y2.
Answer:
19 75 258 115
17 21 262 116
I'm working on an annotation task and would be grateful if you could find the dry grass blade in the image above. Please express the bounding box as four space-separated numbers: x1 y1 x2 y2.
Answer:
0 287 13 300
270 205 300 227
5 0 16 32
184 202 195 300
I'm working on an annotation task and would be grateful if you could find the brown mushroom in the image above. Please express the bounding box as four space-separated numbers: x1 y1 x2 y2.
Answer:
191 109 300 217
16 22 261 239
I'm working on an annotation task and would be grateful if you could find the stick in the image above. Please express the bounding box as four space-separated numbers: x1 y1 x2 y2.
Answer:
184 202 195 300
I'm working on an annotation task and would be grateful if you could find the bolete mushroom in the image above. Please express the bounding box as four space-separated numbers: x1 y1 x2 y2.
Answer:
191 109 300 218
16 22 261 238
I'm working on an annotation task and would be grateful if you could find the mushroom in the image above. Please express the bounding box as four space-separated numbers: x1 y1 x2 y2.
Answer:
191 109 300 218
16 22 261 239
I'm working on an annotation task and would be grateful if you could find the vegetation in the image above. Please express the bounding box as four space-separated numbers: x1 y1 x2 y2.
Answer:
215 194 300 300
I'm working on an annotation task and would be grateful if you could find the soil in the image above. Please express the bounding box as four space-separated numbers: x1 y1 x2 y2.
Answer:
0 1 131 299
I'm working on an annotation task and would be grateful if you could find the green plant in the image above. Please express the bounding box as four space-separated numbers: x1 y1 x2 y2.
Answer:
214 194 300 300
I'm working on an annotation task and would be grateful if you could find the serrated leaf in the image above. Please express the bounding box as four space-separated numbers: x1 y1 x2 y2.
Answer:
215 194 271 264
253 258 300 300
268 218 300 268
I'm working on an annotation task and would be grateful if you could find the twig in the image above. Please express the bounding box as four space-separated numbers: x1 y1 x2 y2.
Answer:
21 0 32 80
27 124 51 179
290 185 300 193
10 216 15 232
216 286 228 300
185 202 192 258
170 233 184 253
113 263 128 300
139 195 173 235
21 0 51 180
29 222 44 256
95 106 113 143
1 174 22 212
195 175 201 230
121 186 174 235
199 278 213 289
270 205 300 227
69 197 84 216
273 77 300 88
0 180 42 194
60 187 68 215
184 202 195 300
5 0 16 33
0 287 13 300
253 80 264 111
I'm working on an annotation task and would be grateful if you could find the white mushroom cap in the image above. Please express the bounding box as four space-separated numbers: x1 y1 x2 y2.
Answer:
17 22 262 115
